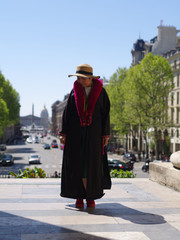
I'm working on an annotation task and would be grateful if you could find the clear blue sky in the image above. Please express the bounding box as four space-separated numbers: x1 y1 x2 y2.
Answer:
0 0 180 118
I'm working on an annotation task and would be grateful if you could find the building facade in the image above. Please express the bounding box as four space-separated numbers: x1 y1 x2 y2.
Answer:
20 105 50 130
51 95 69 136
130 23 180 155
165 49 180 152
40 105 49 129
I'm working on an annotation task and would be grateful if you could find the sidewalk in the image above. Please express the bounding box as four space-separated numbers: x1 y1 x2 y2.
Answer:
0 178 180 240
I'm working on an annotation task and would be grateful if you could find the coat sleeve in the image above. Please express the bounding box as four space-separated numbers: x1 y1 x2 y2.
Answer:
60 90 73 136
101 88 110 137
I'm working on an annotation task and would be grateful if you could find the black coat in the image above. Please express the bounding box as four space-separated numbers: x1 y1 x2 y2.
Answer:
60 87 111 200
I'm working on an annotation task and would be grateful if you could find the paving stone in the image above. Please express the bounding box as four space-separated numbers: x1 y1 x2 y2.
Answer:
0 178 180 240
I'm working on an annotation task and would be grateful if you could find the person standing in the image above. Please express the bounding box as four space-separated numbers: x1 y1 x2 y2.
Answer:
60 64 111 208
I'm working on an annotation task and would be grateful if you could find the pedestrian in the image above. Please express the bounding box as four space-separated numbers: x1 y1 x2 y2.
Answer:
142 150 145 158
60 64 111 208
54 171 58 178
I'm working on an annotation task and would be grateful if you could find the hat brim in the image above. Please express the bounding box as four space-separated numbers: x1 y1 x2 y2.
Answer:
68 73 100 79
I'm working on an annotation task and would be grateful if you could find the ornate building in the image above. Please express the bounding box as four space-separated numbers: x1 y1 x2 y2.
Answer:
51 95 69 136
20 104 50 130
40 105 49 129
131 39 152 66
130 23 180 155
165 48 180 152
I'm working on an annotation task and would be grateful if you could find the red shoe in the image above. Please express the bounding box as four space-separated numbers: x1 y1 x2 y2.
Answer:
75 199 84 208
87 200 95 208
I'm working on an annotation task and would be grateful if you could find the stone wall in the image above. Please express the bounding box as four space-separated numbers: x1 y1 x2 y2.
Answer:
149 162 180 192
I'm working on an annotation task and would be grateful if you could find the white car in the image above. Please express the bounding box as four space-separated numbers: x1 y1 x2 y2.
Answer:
26 137 33 143
28 154 41 164
33 136 39 143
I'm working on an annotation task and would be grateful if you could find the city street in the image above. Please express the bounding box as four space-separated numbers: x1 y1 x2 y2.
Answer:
0 135 149 178
0 134 63 177
108 153 149 178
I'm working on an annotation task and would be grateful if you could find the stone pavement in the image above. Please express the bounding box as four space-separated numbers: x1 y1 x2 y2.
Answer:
0 178 180 240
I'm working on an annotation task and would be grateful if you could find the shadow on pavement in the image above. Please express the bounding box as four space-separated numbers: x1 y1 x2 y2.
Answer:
13 157 24 161
0 163 30 175
0 211 107 240
66 203 166 225
6 147 36 154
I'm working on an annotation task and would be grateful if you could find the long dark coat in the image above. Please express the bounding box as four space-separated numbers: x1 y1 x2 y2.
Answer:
60 87 111 200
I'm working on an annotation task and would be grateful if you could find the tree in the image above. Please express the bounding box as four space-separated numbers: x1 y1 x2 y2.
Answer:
0 99 8 136
1 79 20 123
0 72 20 138
106 67 130 150
106 67 128 134
122 53 174 159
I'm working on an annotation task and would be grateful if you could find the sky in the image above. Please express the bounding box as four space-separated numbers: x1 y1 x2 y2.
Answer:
0 0 180 118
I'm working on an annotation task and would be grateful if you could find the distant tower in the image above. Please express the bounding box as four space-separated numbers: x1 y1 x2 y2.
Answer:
131 39 145 66
40 105 49 129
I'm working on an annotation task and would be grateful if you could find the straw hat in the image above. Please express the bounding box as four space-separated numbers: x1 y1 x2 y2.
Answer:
68 64 100 79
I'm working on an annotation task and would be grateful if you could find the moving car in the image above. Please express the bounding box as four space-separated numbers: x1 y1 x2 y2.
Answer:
0 154 14 166
33 136 39 143
43 143 51 149
0 144 7 151
108 158 134 171
51 139 58 148
123 152 136 162
28 154 41 164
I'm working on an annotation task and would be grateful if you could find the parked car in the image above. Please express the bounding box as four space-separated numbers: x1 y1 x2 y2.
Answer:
123 153 136 162
28 154 41 164
0 144 7 151
33 136 39 143
43 143 51 149
0 154 14 166
51 139 58 148
108 158 134 171
26 137 33 143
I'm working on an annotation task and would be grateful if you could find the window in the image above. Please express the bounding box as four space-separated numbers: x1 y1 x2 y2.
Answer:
171 129 174 137
177 107 179 124
171 108 174 121
177 129 179 138
177 92 179 105
177 75 180 87
171 92 174 106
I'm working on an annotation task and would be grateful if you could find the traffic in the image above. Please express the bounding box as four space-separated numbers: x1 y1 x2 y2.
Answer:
0 134 63 177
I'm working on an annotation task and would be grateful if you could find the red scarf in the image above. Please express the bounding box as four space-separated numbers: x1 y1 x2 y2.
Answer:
73 79 103 127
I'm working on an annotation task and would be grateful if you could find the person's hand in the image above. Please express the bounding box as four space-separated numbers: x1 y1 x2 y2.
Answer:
102 136 109 147
60 135 66 145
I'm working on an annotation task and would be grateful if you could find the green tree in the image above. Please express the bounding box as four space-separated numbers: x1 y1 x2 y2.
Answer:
0 99 8 136
106 67 128 134
0 72 20 137
1 80 20 123
122 53 174 159
106 67 130 151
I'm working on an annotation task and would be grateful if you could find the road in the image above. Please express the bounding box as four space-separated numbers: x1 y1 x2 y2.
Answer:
0 136 149 178
107 153 149 178
0 134 63 177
